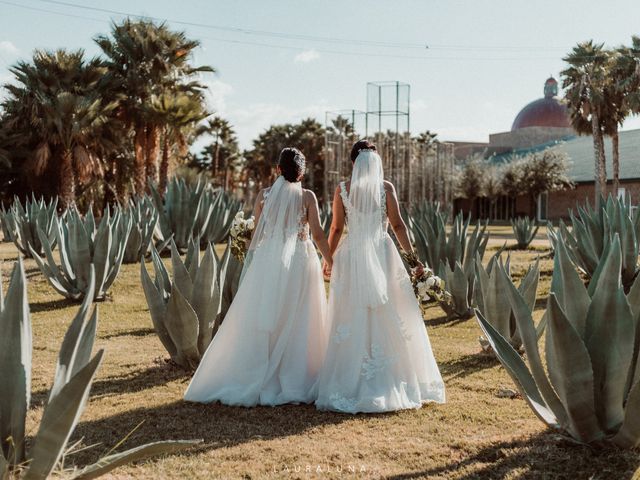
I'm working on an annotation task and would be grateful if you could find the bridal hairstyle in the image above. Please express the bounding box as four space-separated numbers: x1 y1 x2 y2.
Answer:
278 147 306 182
350 139 377 162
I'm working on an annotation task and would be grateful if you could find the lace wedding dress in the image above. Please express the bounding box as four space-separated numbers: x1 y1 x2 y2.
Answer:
315 150 445 414
185 176 328 406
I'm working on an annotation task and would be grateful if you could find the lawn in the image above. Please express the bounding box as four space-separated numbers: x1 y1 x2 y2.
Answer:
2 232 639 479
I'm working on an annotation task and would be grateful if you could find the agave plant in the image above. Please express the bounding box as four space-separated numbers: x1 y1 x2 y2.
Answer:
548 195 640 290
141 240 220 369
120 196 170 264
150 177 213 253
0 195 58 257
475 254 541 353
406 199 446 246
511 216 539 249
30 206 132 301
198 188 243 247
0 261 199 479
477 234 640 446
410 211 489 319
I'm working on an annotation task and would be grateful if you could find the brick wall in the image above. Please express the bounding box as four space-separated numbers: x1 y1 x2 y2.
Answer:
548 180 640 220
451 180 640 222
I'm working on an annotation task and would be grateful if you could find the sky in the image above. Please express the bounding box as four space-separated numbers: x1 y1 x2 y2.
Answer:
1 0 639 150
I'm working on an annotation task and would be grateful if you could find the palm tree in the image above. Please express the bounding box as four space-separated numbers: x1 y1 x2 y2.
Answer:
195 116 239 188
615 36 640 114
562 41 610 202
609 36 640 195
294 118 325 196
148 92 209 194
95 19 213 196
415 130 439 152
2 49 119 209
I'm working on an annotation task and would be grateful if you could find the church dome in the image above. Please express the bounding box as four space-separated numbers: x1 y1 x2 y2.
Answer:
511 77 571 131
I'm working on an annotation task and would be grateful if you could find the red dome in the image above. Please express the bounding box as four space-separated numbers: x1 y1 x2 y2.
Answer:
511 77 571 131
511 97 571 130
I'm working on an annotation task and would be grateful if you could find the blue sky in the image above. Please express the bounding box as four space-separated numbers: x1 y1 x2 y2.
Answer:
1 0 639 149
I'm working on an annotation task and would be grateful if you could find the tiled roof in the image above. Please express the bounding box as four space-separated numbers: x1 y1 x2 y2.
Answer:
489 128 640 183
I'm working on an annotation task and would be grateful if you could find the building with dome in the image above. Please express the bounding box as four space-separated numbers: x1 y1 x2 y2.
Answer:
487 77 575 155
452 76 640 221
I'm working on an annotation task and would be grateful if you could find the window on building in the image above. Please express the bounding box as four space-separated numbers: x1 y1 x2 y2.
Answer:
537 192 548 221
618 187 627 203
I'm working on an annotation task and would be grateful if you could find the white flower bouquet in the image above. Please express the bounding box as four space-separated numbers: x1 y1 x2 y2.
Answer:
229 211 255 262
401 251 449 307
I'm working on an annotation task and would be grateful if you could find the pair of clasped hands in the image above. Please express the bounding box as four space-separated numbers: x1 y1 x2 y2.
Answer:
322 259 333 282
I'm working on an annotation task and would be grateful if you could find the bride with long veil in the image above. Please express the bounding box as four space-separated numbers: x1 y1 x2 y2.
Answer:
316 140 445 413
185 148 332 407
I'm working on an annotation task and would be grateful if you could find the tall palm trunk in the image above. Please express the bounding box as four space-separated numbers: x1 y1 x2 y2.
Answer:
134 124 147 196
146 124 160 187
159 129 170 196
59 148 75 210
114 156 127 204
591 111 607 204
213 135 220 185
612 128 620 197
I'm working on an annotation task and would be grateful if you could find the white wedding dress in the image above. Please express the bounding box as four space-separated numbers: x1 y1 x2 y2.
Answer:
316 150 445 414
185 176 328 406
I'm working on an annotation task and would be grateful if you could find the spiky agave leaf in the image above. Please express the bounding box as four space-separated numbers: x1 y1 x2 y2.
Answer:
0 259 31 464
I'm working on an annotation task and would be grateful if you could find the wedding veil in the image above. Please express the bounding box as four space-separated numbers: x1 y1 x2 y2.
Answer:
345 149 388 308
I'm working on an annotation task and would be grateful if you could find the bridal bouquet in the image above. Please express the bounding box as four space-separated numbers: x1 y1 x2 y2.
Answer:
229 211 255 262
402 251 449 306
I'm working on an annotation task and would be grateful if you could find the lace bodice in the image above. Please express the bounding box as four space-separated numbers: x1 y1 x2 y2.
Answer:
339 181 388 228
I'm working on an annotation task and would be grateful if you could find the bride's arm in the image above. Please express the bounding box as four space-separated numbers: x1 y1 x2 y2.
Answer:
385 182 414 254
327 185 345 255
306 191 332 267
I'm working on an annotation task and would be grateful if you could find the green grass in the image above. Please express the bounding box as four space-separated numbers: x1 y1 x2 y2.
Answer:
1 239 639 479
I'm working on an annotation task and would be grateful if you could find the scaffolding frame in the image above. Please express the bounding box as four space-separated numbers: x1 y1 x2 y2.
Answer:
323 81 455 210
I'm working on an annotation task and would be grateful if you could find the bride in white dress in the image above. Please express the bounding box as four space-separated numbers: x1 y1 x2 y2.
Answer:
316 140 445 414
185 148 332 407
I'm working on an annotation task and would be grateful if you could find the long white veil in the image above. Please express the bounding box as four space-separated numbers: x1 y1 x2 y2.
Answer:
241 175 303 331
346 149 388 308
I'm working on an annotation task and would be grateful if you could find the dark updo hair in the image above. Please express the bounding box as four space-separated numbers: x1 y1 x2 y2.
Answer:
350 139 377 162
278 147 306 183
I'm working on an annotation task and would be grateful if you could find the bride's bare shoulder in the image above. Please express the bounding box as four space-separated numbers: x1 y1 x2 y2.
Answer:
383 180 396 193
302 189 317 202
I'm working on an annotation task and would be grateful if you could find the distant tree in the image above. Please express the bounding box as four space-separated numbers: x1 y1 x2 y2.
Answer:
245 119 325 197
456 155 486 218
482 164 503 220
520 149 574 214
499 156 526 218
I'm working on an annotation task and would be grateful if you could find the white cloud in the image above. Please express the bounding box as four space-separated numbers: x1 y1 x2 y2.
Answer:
294 49 320 64
0 40 19 57
201 78 234 115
